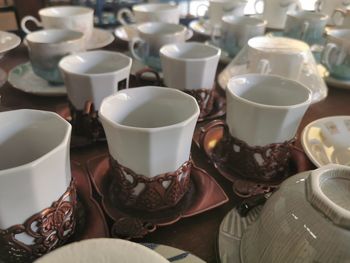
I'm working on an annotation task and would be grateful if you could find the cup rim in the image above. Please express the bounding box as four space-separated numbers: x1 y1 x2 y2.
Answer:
136 22 187 36
248 36 310 53
59 50 132 77
133 3 178 12
326 28 350 44
39 5 94 17
227 74 312 109
25 29 84 45
160 42 221 62
0 109 71 176
99 86 200 132
222 15 267 27
287 10 328 21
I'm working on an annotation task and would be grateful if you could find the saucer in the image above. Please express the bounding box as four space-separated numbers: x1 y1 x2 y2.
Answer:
194 120 315 197
301 116 350 167
143 244 205 263
86 28 115 50
0 31 21 55
8 62 67 96
204 41 231 64
0 68 6 88
326 75 350 90
197 88 226 122
218 206 262 263
71 161 109 240
189 19 212 37
87 154 229 239
114 25 194 42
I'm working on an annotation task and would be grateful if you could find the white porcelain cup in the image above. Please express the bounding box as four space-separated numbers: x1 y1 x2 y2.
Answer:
254 0 301 29
59 50 132 111
315 0 350 25
198 0 247 26
247 36 309 79
160 42 221 91
211 15 266 57
117 3 180 25
0 109 72 241
129 22 189 70
226 74 312 146
99 86 200 177
332 7 350 27
26 29 85 84
21 6 94 45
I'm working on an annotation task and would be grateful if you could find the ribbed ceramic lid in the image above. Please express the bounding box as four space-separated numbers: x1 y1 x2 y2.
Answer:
306 164 350 229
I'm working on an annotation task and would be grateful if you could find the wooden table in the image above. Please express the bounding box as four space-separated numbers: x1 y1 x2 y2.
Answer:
1 39 350 263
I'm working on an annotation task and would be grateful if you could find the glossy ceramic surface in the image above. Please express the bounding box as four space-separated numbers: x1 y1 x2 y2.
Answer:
86 28 114 50
35 239 169 263
315 0 350 25
189 19 213 37
8 62 67 96
0 31 21 55
302 116 350 167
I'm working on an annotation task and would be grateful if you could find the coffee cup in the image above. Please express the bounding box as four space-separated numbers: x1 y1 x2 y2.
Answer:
253 0 301 29
321 29 350 80
26 29 85 84
117 3 180 25
332 7 350 27
0 109 74 261
129 22 189 71
211 15 266 57
247 36 309 79
21 6 94 45
99 86 199 211
160 42 220 118
284 11 328 46
315 0 350 25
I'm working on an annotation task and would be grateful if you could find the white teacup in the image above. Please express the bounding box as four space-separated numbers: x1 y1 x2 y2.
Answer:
211 15 266 57
0 109 72 240
254 0 301 29
117 3 180 25
129 22 189 71
99 86 199 177
247 36 309 79
26 29 85 84
315 0 350 25
226 74 312 146
332 7 350 27
59 50 132 111
21 6 94 45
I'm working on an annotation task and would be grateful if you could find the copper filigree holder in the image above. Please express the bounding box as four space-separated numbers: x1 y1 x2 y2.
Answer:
0 181 77 263
184 89 215 120
109 158 192 212
195 120 315 198
68 101 105 147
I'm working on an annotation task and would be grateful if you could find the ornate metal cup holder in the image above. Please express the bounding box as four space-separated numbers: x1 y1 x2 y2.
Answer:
87 154 229 239
193 120 315 198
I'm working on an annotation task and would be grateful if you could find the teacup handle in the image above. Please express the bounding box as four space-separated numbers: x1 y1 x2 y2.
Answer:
210 25 221 46
300 21 310 40
321 43 339 70
129 37 146 62
254 0 264 15
117 8 135 25
315 0 323 12
332 8 346 26
257 59 271 74
198 119 229 157
21 16 42 34
196 4 208 18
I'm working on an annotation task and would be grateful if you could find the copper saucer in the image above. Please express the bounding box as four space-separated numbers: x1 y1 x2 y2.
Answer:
71 161 109 240
87 154 229 239
193 120 315 198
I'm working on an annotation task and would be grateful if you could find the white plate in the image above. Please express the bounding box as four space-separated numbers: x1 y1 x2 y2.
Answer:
326 75 350 90
86 28 115 50
189 19 212 37
35 239 169 263
114 24 194 42
0 31 21 55
144 243 205 263
8 62 67 96
301 116 350 167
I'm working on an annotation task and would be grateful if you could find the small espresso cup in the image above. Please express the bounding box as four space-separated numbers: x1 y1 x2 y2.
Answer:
226 74 312 146
211 15 266 57
247 36 309 79
0 109 73 259
26 29 85 84
129 22 189 71
321 29 350 80
315 0 350 25
99 86 199 211
59 50 132 111
117 3 180 25
284 11 328 46
21 6 94 45
160 42 220 118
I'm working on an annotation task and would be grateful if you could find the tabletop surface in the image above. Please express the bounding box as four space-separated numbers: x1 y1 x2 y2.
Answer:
1 36 350 263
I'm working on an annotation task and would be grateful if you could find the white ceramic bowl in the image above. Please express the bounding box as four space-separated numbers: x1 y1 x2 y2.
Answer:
35 238 169 263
